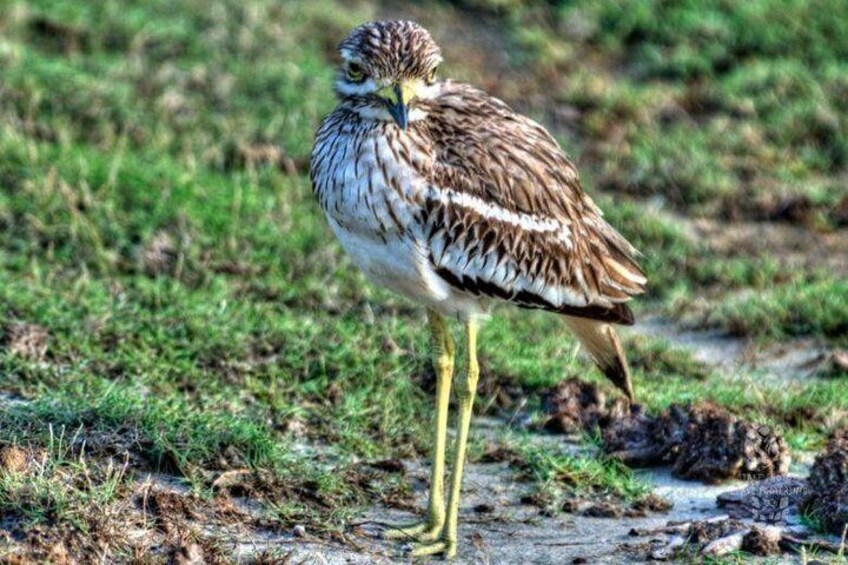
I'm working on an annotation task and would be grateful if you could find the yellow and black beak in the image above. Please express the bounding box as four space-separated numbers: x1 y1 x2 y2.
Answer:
378 81 415 130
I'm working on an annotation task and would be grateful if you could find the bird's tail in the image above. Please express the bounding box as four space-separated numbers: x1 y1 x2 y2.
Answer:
563 316 635 402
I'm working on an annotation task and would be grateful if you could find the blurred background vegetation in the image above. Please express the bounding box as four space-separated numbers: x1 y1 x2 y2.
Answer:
0 0 846 560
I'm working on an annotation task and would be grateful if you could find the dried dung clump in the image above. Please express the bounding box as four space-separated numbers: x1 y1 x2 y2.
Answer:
543 379 790 483
541 377 632 433
670 404 789 483
801 428 848 535
602 403 690 466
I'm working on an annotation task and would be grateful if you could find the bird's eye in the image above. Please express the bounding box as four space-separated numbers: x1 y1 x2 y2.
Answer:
426 67 438 85
346 62 365 82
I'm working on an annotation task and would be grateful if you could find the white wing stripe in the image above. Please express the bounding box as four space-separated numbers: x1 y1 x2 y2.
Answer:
428 186 573 248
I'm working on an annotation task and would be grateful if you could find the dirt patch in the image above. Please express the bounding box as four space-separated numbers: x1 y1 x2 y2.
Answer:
570 497 671 520
0 445 29 474
139 230 180 276
542 379 790 483
717 190 848 230
0 445 46 475
817 349 848 378
1 321 49 362
802 428 848 535
689 217 848 277
207 462 417 531
142 489 205 532
632 517 750 560
27 16 92 56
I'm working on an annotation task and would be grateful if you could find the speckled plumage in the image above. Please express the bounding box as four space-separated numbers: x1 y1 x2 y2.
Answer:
311 25 645 323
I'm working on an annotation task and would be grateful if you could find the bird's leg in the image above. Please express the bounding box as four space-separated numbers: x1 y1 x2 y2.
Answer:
384 309 454 541
412 317 479 559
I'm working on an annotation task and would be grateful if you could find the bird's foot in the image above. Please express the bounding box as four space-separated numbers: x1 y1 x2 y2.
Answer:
409 537 457 559
383 519 443 542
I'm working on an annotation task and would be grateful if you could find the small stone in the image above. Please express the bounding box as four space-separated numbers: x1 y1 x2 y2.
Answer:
741 526 781 556
172 542 204 565
701 532 745 556
649 535 685 560
293 524 307 538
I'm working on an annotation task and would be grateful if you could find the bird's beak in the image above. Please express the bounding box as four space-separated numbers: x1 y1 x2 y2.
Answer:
379 81 414 130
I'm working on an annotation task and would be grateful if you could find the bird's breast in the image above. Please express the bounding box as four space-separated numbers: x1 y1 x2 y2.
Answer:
311 122 431 240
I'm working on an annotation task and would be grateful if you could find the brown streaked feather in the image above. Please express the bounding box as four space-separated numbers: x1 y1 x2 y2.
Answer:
412 81 645 324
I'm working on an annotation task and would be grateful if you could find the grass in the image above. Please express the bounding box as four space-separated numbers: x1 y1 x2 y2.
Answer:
0 0 846 560
0 427 128 530
708 278 848 343
510 437 651 505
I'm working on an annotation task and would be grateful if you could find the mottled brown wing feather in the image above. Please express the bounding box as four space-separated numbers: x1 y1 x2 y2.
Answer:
416 81 646 324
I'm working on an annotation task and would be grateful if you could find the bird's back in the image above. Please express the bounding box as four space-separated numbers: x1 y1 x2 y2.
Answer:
415 81 646 323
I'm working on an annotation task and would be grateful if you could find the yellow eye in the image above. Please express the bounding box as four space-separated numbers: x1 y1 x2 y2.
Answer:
346 62 365 82
426 67 438 85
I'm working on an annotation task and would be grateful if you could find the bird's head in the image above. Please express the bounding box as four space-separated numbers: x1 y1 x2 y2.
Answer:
335 20 442 130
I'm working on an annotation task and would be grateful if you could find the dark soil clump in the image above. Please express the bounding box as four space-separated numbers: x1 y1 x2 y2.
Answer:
582 501 623 518
687 517 744 545
630 493 674 515
801 428 848 535
543 379 791 483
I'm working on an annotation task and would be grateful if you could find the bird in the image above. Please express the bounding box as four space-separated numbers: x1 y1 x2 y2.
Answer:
310 20 646 558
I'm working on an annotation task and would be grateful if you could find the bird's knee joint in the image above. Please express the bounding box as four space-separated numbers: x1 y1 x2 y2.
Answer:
455 387 472 402
435 358 453 375
455 378 478 401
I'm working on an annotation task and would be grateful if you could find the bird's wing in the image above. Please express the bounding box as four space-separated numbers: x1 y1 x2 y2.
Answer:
416 82 646 324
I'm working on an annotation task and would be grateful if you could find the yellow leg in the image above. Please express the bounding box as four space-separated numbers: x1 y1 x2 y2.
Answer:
385 309 454 541
412 317 479 559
